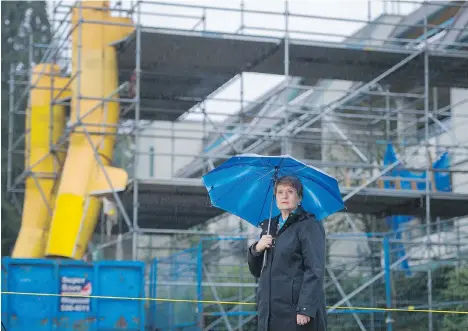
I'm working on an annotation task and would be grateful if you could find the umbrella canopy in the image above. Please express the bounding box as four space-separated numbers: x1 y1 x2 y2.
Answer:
202 154 345 226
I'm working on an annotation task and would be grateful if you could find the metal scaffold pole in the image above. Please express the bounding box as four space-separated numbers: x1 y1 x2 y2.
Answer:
76 3 83 124
7 65 15 193
133 0 142 260
5 2 468 329
423 7 433 331
283 0 290 155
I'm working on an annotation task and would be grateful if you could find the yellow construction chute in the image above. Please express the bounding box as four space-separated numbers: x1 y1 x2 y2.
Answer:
13 1 132 259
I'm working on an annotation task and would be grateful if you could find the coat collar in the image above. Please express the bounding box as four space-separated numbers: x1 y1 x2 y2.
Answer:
283 204 308 222
259 205 311 233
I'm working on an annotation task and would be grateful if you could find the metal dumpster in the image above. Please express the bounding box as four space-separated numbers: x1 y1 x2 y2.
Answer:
1 258 145 331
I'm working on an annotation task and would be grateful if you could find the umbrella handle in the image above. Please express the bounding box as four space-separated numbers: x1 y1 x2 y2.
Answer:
261 229 271 273
261 237 274 272
261 238 275 272
261 178 277 273
262 250 267 271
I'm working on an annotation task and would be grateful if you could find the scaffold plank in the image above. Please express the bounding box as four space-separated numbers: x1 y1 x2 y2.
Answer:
115 29 280 121
125 179 468 230
115 29 468 121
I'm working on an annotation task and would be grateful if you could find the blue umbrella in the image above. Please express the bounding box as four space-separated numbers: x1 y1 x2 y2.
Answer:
202 154 345 227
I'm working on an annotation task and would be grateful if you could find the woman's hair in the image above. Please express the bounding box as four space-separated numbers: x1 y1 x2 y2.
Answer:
274 175 303 198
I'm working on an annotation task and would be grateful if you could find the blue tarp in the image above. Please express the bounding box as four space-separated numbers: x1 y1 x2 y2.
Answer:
382 143 452 275
383 143 451 192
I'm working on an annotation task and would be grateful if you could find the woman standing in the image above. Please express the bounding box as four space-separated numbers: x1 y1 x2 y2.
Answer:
248 175 327 331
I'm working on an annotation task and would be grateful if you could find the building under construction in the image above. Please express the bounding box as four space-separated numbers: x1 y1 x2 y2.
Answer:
6 0 468 330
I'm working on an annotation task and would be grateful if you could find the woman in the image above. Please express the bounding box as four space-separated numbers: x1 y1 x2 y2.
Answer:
248 175 327 331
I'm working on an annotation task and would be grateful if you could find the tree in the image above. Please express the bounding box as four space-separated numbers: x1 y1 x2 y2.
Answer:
441 267 468 331
1 1 52 255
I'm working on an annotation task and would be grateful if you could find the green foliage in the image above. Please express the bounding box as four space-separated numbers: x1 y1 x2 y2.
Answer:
1 201 20 256
441 267 468 331
325 266 461 331
389 268 447 331
1 0 51 145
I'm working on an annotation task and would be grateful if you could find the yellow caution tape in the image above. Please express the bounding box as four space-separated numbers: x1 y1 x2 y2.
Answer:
1 291 467 315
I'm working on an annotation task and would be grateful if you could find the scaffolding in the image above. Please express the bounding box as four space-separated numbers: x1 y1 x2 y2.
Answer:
148 225 468 330
5 0 468 330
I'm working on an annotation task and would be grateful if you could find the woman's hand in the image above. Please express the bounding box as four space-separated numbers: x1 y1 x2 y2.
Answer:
255 235 273 253
297 314 311 325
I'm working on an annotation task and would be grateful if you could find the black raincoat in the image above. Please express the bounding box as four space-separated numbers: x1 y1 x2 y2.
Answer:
247 205 327 331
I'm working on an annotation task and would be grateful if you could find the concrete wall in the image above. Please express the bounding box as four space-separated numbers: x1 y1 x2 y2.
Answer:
205 214 258 242
107 20 467 274
401 88 468 193
321 15 405 266
136 120 205 180
395 88 468 266
447 88 468 194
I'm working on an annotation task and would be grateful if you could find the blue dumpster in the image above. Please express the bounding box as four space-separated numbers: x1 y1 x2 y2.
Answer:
1 258 145 331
